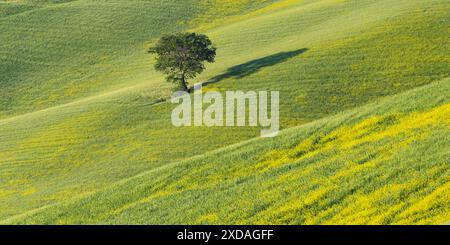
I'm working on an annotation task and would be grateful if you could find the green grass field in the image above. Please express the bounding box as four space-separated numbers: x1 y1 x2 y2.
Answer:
0 0 449 224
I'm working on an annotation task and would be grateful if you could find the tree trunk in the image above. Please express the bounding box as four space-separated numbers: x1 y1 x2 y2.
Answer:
180 74 188 92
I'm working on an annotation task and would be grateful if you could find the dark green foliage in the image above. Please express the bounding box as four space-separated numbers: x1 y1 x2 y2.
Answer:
149 33 216 91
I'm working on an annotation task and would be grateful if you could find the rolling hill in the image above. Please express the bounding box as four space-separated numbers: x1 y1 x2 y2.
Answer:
0 0 449 224
4 77 449 224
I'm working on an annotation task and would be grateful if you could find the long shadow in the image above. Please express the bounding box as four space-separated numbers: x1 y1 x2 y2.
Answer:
203 48 308 86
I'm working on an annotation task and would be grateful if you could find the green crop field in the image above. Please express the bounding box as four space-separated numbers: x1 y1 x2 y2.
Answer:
0 0 448 224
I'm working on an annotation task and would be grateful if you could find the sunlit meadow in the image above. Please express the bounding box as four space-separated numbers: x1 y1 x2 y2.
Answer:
0 0 448 224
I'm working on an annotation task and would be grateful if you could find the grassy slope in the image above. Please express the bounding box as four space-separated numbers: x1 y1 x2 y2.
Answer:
0 0 449 223
5 78 449 225
0 0 275 118
0 0 279 219
202 0 449 126
1 0 185 117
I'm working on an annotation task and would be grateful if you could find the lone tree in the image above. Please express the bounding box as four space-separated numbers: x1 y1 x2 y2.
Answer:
149 32 216 91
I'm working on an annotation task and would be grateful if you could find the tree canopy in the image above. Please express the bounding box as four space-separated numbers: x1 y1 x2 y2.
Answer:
149 32 216 91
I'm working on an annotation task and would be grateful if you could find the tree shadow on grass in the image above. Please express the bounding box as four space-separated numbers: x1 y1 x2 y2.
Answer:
203 48 308 86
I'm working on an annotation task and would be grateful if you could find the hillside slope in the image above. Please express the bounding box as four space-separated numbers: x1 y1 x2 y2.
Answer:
0 0 275 118
4 78 449 224
0 0 449 223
